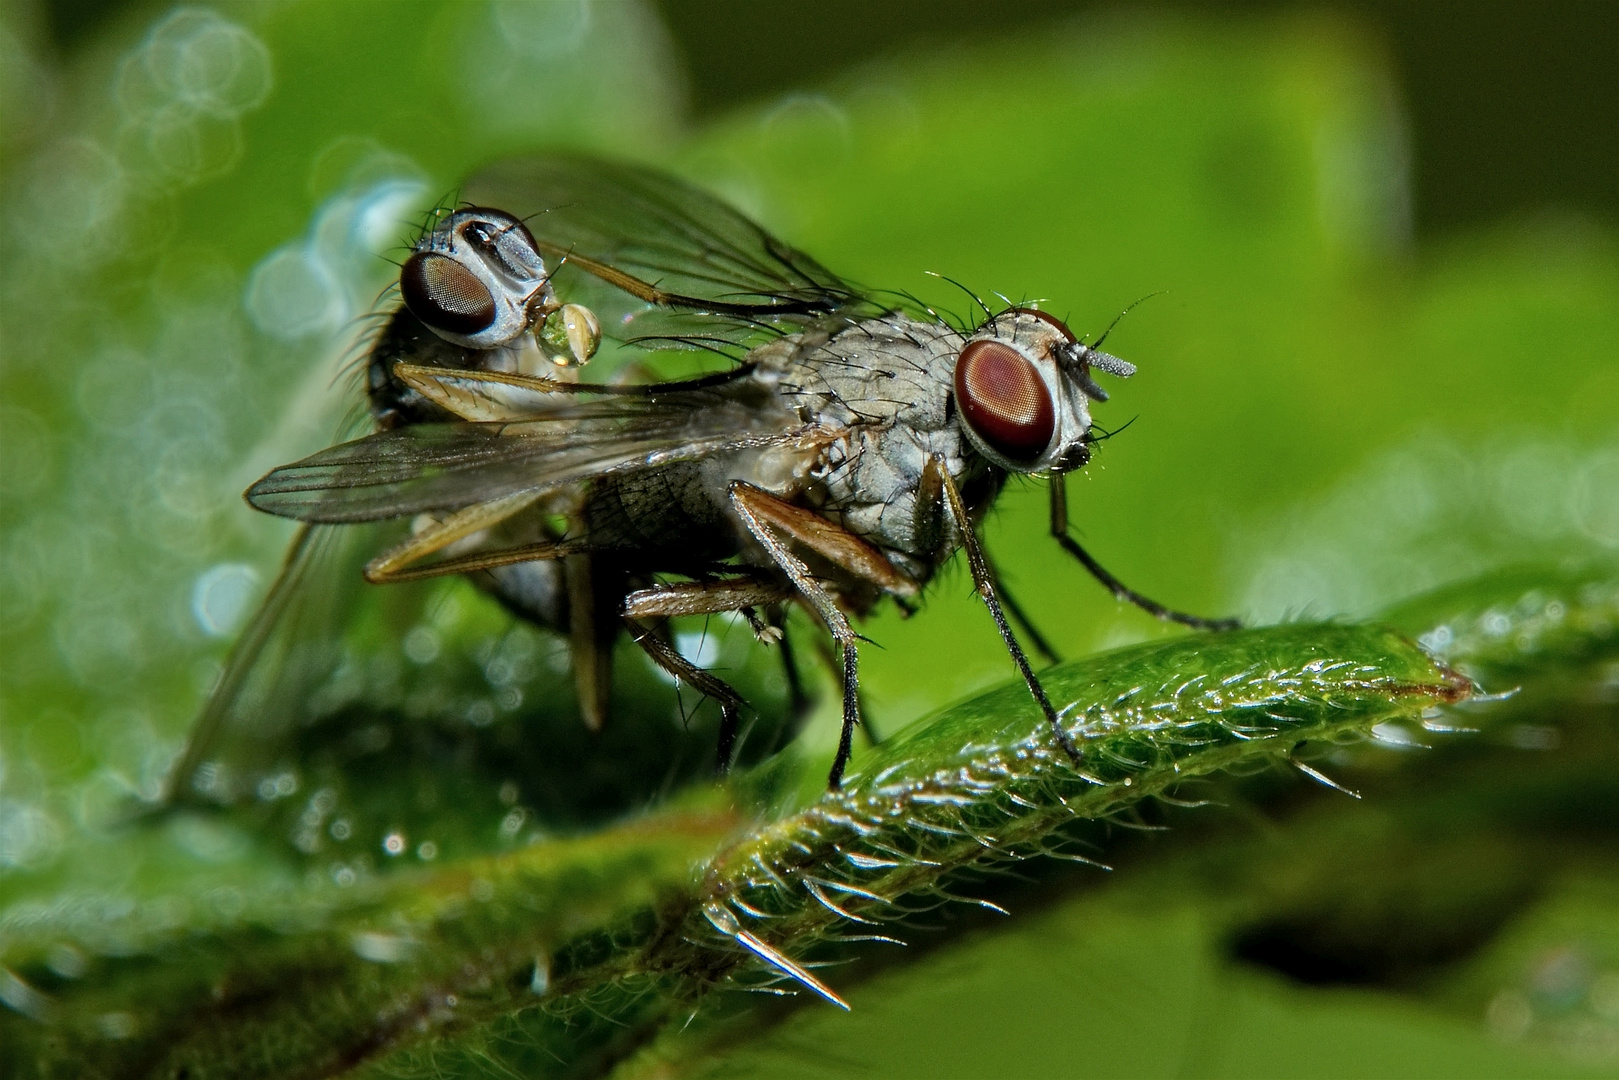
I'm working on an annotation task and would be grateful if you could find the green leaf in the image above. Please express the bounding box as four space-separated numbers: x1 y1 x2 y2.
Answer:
1 624 1464 1077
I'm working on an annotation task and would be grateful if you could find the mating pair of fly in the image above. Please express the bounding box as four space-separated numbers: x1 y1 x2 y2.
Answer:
174 155 1235 798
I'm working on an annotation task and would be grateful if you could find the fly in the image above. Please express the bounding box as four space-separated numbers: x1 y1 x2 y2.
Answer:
171 155 1235 797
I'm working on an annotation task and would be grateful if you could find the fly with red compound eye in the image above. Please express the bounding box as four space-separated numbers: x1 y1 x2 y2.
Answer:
172 155 1236 797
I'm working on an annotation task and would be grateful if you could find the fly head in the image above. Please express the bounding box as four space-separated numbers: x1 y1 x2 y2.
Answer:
951 307 1136 475
400 207 557 351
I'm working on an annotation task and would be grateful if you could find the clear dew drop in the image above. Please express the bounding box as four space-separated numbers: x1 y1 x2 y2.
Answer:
191 562 258 637
403 626 440 665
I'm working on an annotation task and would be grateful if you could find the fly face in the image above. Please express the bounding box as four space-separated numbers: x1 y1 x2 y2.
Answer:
401 208 555 350
953 308 1137 475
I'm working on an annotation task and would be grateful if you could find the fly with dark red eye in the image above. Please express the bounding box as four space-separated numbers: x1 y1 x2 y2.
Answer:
169 155 1235 798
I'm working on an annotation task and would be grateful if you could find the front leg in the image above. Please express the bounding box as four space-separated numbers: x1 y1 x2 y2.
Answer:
927 457 1083 764
1048 473 1239 631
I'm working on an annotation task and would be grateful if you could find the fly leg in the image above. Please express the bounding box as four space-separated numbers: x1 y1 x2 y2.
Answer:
768 603 816 739
982 547 1063 665
728 482 918 788
361 493 626 728
928 457 1083 764
622 574 795 771
807 633 879 746
1048 473 1240 631
624 618 750 772
622 576 794 619
567 552 621 732
362 490 587 584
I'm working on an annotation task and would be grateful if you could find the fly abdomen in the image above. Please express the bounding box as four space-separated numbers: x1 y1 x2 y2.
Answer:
584 463 734 565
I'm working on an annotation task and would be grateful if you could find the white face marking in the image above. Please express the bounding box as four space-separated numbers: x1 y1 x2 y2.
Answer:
401 208 556 350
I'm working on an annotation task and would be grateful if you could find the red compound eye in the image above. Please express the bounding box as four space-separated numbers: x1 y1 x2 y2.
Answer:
400 252 496 336
1010 307 1076 342
954 340 1055 462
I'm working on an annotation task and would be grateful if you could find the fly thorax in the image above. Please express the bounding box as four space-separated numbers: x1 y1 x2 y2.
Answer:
786 315 977 562
729 441 821 497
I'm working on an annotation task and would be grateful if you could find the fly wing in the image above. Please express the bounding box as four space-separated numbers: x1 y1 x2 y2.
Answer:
464 155 877 357
245 387 806 524
166 522 408 803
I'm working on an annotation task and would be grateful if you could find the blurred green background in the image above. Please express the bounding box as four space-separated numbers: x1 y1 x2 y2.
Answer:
1 1 1617 1077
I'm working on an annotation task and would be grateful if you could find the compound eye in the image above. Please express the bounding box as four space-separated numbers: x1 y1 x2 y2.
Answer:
400 252 496 336
954 340 1055 462
1012 307 1077 342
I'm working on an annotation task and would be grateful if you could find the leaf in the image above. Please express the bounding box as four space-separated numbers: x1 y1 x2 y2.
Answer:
1380 562 1619 687
1 623 1464 1078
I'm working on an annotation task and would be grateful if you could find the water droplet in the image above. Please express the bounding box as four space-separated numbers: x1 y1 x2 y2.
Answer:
0 800 62 868
151 10 272 116
491 0 592 60
382 831 406 855
111 9 271 188
1573 451 1619 546
191 562 259 637
0 408 53 500
1417 624 1453 652
15 138 126 263
352 931 413 963
244 243 345 340
143 104 244 183
403 626 440 665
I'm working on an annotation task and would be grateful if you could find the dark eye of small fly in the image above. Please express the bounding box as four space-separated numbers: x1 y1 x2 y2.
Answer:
400 252 497 335
954 340 1055 461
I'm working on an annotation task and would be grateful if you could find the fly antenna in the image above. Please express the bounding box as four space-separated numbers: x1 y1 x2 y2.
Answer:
521 201 580 226
1091 291 1164 350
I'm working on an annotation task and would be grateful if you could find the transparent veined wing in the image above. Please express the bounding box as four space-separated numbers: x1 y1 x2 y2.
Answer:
165 521 414 804
463 156 879 357
165 518 805 820
246 385 809 524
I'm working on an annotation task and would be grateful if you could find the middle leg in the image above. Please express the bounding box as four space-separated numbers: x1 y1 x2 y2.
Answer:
621 573 794 771
729 482 910 788
624 616 750 772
